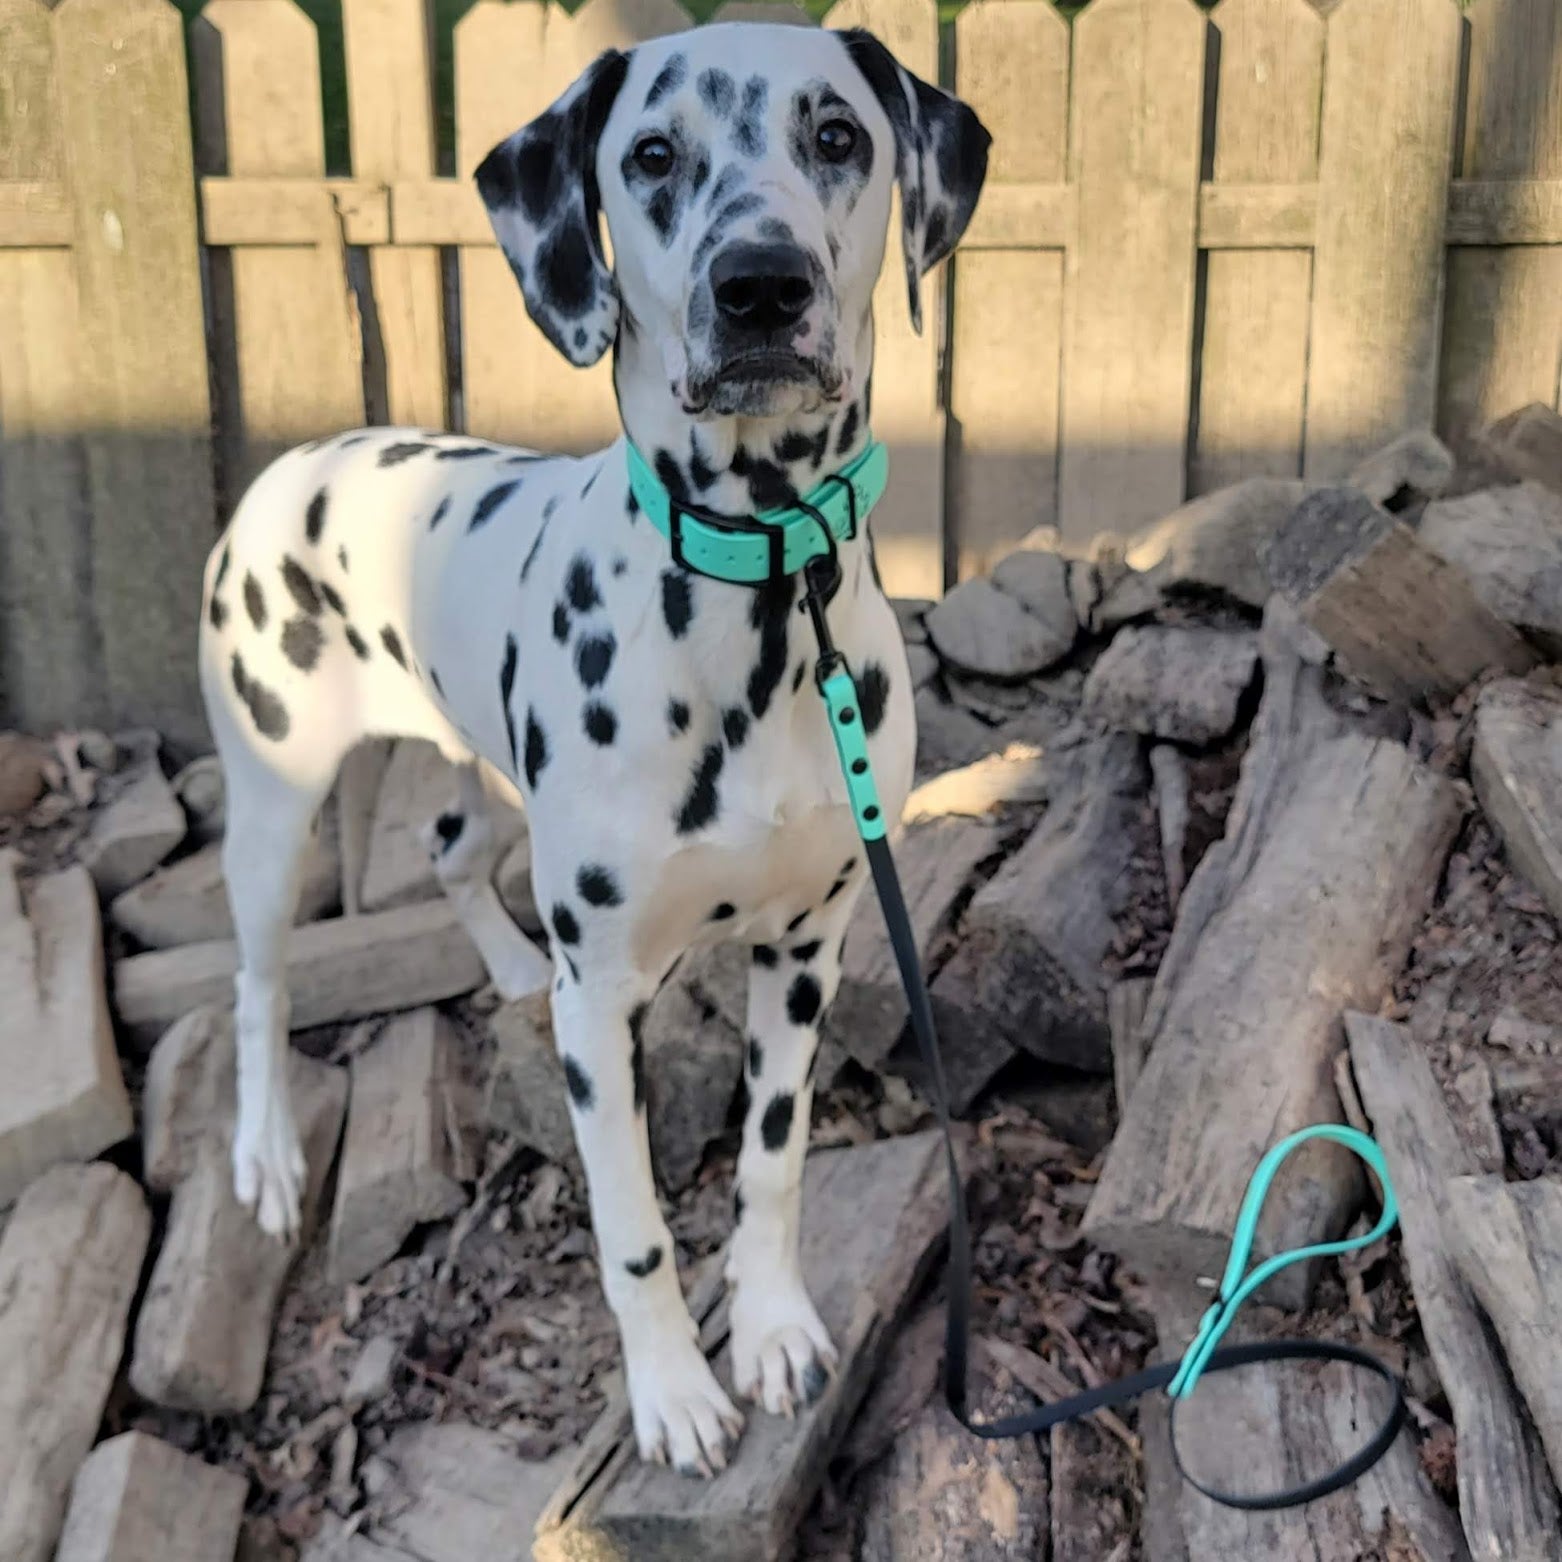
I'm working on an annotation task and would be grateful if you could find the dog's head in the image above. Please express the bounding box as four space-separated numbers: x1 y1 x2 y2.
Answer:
475 24 990 421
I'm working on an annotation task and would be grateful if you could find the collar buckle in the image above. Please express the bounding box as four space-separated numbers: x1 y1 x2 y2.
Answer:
669 499 787 586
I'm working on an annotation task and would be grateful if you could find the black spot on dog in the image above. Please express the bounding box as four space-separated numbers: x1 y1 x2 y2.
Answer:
688 431 717 491
470 479 521 532
734 77 767 157
734 1187 746 1223
790 940 821 963
709 901 737 922
521 504 554 582
524 709 548 790
722 707 750 749
429 495 452 531
626 489 641 522
553 903 581 945
552 601 570 643
787 972 822 1025
575 631 615 689
577 865 622 907
752 944 778 969
731 444 795 511
230 652 290 741
837 402 861 455
667 697 691 735
436 443 498 461
435 811 464 850
675 743 724 834
280 614 323 671
699 68 735 117
625 1245 663 1278
748 1036 764 1076
499 633 519 768
338 545 350 572
774 427 827 467
629 1002 648 1110
583 701 617 745
574 327 588 350
305 489 328 544
581 464 602 499
612 555 627 577
661 570 694 639
654 449 690 505
707 163 743 209
646 185 676 245
345 625 370 660
791 661 807 694
317 578 346 616
280 556 321 616
858 662 890 735
537 222 596 319
644 53 685 109
429 667 444 698
208 596 228 631
563 1056 594 1109
214 543 232 593
242 572 266 631
747 574 795 719
378 440 433 467
567 554 601 613
380 626 408 669
761 1092 794 1150
785 909 809 934
824 876 848 903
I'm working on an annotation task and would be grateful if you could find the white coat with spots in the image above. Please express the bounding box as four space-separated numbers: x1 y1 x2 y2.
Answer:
200 21 989 1477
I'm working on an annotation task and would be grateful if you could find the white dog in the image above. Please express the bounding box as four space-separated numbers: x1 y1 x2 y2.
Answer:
199 21 989 1476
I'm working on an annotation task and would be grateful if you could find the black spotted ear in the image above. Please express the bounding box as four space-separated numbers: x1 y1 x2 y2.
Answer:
839 29 991 334
475 50 631 367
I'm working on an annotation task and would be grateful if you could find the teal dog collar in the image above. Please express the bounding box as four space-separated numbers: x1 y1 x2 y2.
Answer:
626 437 889 586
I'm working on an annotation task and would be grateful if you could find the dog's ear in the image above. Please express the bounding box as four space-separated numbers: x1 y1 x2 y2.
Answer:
838 29 991 334
474 49 631 367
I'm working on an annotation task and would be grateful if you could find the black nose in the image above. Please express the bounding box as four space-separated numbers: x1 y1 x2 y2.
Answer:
709 242 815 333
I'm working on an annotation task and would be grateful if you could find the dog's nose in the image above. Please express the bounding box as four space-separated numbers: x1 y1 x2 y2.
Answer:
709 243 815 333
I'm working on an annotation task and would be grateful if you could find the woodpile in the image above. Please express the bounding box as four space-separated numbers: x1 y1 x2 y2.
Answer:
0 406 1561 1559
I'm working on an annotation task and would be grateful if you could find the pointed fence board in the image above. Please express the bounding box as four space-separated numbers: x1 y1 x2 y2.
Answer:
1438 0 1562 451
192 1 364 497
1191 0 1323 495
949 0 1070 577
1058 0 1205 544
343 0 446 430
1304 0 1462 479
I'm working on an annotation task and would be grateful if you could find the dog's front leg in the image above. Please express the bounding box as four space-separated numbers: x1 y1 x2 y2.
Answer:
727 897 858 1416
553 979 744 1474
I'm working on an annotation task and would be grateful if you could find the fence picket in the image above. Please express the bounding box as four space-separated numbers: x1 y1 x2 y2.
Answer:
51 0 215 748
949 0 1069 578
193 1 364 499
1058 0 1205 544
1192 0 1322 494
1304 0 1462 479
1439 0 1562 449
343 0 446 430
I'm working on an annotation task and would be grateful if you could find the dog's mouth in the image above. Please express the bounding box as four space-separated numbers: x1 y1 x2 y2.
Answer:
688 351 844 417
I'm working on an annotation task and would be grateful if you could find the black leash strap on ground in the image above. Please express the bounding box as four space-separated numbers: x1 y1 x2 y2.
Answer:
861 832 1409 1512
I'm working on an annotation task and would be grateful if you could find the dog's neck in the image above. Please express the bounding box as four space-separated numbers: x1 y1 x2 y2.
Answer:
613 317 875 524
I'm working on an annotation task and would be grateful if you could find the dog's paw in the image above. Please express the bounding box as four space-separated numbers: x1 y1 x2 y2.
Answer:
232 1099 306 1240
729 1284 838 1419
627 1341 745 1477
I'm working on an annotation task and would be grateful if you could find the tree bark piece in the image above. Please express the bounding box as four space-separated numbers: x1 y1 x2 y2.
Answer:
328 1008 476 1284
1049 1418 1133 1562
131 1009 347 1413
930 734 1145 1100
1149 744 1189 910
1471 678 1562 921
1266 485 1536 702
828 814 1003 1075
0 1165 151 1562
1444 1174 1562 1491
78 752 187 898
1083 627 1259 744
55 1432 246 1562
1347 1011 1562 1560
533 1130 959 1562
110 831 339 949
0 854 132 1206
1085 626 1460 1309
113 896 488 1040
1108 977 1153 1118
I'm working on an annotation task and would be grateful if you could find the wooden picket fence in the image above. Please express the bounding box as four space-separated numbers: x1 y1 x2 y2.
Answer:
1 0 1560 747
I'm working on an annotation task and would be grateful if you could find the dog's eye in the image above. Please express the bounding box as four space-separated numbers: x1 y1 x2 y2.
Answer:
633 136 675 177
816 120 856 163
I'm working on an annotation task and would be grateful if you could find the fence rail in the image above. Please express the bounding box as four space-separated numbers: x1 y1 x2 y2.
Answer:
1 0 1560 748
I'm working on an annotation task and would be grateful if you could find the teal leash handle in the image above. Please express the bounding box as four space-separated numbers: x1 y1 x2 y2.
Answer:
1169 1124 1399 1399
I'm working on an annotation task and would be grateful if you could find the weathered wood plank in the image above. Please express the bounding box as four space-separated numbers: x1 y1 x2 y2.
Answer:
1439 0 1562 451
193 1 365 497
1057 0 1204 544
0 178 71 245
1084 621 1460 1308
343 0 446 429
1304 0 1462 479
534 1131 958 1562
51 0 217 748
1471 678 1562 921
949 0 1069 577
1192 0 1322 494
1347 1012 1562 1560
199 175 390 245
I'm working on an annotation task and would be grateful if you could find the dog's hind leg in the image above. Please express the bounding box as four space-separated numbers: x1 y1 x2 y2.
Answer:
423 759 551 1001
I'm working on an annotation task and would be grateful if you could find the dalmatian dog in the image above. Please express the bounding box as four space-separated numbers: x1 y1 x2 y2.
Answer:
199 21 989 1476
